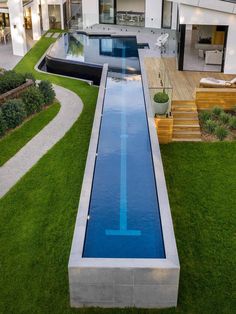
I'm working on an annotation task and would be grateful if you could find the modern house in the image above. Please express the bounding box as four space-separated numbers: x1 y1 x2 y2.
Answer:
1 0 236 74
0 0 177 55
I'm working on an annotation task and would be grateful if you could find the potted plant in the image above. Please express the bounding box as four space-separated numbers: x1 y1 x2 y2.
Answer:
153 91 169 115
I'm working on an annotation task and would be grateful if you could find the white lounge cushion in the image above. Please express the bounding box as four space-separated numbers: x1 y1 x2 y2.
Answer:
200 77 229 86
230 77 236 84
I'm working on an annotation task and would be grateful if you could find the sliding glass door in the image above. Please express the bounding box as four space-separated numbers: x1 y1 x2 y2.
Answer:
99 0 116 24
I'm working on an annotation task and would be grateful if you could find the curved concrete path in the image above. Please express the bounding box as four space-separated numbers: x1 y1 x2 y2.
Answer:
0 85 83 198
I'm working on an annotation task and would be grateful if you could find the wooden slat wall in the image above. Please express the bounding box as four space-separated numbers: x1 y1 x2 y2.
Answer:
155 116 173 144
195 88 236 110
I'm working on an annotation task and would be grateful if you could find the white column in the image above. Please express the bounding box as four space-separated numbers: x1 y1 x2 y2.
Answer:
60 4 65 30
145 0 163 28
41 0 49 31
8 0 27 56
171 2 178 30
31 0 41 40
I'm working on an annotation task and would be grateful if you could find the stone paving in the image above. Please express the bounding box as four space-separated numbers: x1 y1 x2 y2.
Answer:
0 42 22 70
0 85 83 198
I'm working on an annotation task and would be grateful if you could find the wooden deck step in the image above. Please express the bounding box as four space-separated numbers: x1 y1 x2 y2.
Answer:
172 111 199 118
173 131 201 139
174 117 199 125
172 105 197 112
173 125 200 132
172 138 202 142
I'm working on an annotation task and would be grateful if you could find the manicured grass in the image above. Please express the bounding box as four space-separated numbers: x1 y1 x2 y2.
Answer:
0 34 235 313
0 102 60 166
0 139 235 314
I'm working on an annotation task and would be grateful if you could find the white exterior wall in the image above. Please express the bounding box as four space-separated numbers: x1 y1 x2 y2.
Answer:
41 0 49 30
179 4 236 74
171 2 178 30
8 0 27 56
82 0 99 28
31 0 41 40
145 0 162 28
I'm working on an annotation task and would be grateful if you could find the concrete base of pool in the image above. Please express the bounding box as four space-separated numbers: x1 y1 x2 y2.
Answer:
68 32 179 308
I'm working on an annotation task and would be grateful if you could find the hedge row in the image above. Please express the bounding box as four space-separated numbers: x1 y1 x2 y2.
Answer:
0 70 35 95
0 80 55 138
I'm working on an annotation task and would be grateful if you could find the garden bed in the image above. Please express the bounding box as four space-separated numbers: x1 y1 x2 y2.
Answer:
199 107 236 141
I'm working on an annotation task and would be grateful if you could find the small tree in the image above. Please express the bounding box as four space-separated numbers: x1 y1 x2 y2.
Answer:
38 80 55 105
21 86 44 116
0 109 7 137
2 99 26 129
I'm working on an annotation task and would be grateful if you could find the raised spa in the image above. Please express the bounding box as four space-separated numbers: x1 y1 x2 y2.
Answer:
67 33 179 308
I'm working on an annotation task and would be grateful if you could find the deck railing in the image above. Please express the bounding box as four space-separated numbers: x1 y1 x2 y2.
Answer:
148 57 173 116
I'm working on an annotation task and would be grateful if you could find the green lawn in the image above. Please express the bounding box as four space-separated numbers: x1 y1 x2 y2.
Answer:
0 102 60 166
0 34 235 313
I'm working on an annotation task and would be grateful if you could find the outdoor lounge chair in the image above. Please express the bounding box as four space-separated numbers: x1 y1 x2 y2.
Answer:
200 77 236 88
155 33 169 53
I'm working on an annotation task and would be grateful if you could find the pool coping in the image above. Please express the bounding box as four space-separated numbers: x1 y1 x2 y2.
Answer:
68 41 179 270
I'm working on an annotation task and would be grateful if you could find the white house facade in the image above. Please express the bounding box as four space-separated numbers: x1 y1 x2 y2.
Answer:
1 0 236 74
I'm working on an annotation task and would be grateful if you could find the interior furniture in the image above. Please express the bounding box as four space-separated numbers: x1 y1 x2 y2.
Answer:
205 50 223 65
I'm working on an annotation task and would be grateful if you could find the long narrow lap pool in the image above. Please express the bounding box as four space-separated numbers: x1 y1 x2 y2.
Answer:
66 32 179 308
83 69 165 258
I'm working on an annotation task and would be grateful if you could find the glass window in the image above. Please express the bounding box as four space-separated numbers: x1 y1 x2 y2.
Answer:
162 0 172 29
99 0 115 24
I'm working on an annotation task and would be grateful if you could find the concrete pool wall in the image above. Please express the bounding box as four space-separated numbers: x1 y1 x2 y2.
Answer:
68 41 180 307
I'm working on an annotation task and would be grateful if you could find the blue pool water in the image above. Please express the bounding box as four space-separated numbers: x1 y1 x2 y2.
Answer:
82 36 165 258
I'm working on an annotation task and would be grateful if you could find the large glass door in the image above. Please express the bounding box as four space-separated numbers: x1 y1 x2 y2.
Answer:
99 0 116 24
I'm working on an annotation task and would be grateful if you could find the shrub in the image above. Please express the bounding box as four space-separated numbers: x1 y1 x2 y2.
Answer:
199 110 211 123
24 72 36 83
215 125 229 141
212 106 223 117
21 86 44 116
0 109 7 137
153 91 169 103
205 119 218 134
2 99 26 129
219 112 230 124
38 80 55 105
0 70 25 94
229 116 236 129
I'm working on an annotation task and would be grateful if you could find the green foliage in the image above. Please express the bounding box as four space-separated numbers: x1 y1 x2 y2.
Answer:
212 106 223 117
199 110 212 123
38 80 56 105
229 116 236 129
21 86 44 116
215 125 229 141
24 72 36 83
0 70 25 94
153 91 169 103
205 119 218 134
219 112 231 124
1 99 26 129
0 102 60 165
0 108 7 137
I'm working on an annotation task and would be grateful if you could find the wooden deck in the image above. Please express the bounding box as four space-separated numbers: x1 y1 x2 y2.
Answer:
144 57 235 101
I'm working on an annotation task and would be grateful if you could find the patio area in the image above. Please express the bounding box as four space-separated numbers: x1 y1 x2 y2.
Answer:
144 57 236 101
0 29 37 70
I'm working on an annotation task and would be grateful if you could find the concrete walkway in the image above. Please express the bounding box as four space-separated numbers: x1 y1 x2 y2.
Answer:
0 85 83 198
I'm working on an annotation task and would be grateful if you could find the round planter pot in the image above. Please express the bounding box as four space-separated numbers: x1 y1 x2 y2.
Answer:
153 101 169 115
